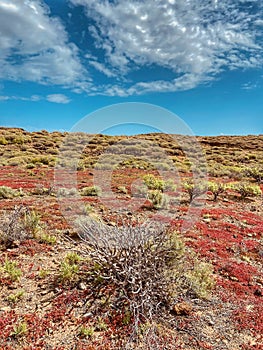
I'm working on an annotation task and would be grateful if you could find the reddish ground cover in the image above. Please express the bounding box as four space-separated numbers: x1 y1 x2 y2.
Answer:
0 161 262 349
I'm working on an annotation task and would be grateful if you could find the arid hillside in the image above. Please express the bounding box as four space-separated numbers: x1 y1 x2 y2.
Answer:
0 128 262 350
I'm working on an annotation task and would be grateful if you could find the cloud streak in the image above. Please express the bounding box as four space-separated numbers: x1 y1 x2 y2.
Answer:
0 94 71 104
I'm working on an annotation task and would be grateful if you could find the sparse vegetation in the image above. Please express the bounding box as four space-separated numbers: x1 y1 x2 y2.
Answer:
38 233 57 245
7 290 25 304
230 182 262 200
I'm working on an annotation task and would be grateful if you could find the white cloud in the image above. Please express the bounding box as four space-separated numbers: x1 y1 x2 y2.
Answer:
0 93 70 103
241 82 259 90
255 19 263 26
0 0 262 97
88 59 116 77
70 0 263 95
0 0 87 87
46 94 71 104
0 95 41 102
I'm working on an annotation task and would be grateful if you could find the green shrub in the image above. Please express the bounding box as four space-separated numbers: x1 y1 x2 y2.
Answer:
226 166 244 180
79 326 95 338
147 189 169 209
95 317 108 331
32 186 53 196
117 185 128 194
81 186 101 196
59 261 79 283
23 210 42 238
38 233 57 245
1 257 22 282
0 186 23 199
58 253 83 283
244 167 262 184
31 156 51 165
182 181 207 202
207 181 226 201
38 269 50 279
143 174 165 191
7 290 25 304
230 182 262 200
65 252 83 264
0 136 8 145
25 163 36 169
0 206 48 247
187 261 215 299
11 321 28 338
143 174 176 192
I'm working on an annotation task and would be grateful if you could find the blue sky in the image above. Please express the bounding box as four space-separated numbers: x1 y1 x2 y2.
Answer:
0 0 262 136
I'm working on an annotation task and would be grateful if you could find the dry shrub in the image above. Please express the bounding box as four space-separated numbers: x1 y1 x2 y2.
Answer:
77 218 215 347
0 206 42 248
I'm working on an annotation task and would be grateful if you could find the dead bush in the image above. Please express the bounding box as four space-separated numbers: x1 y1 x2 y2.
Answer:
77 218 215 346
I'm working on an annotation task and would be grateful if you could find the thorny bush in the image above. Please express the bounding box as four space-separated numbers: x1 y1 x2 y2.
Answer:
77 218 215 345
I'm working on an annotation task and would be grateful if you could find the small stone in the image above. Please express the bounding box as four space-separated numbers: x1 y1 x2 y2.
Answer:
172 302 193 316
229 276 239 282
40 290 50 295
12 240 20 248
78 282 87 290
108 221 116 226
203 218 211 223
207 318 215 326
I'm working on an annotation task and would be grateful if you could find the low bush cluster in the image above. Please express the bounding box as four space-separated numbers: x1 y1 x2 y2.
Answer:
141 174 176 209
229 182 262 200
0 206 49 248
0 186 23 199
